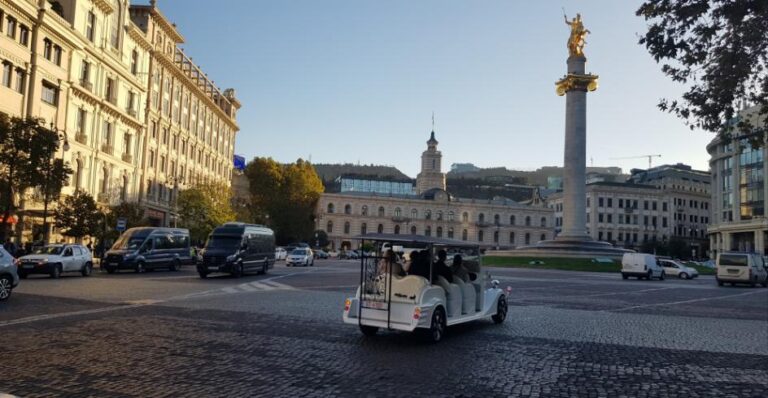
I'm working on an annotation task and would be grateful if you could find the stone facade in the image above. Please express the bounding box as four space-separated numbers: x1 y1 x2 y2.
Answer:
317 132 553 250
707 105 767 255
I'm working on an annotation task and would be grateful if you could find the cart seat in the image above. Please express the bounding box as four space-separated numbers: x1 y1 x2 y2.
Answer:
390 275 428 303
454 277 477 314
435 275 462 318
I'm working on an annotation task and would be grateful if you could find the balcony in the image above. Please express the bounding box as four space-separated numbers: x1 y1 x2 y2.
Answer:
75 132 87 145
476 221 492 228
127 109 137 118
80 80 93 92
121 153 133 163
100 144 113 155
391 216 412 223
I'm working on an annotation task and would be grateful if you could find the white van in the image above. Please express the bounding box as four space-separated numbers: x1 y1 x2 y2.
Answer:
621 253 665 280
716 252 768 287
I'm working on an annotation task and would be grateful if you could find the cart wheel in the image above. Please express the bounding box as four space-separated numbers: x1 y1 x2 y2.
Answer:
424 306 446 343
359 325 378 336
492 295 508 324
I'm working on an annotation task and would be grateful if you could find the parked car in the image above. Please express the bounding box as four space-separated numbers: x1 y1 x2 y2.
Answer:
314 249 329 259
287 248 314 267
18 244 93 279
197 223 275 278
104 227 192 273
621 253 665 280
340 250 359 260
716 252 768 287
657 259 699 279
0 246 19 301
275 247 288 261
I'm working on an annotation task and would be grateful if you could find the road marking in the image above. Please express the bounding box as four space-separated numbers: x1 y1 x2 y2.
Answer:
222 287 239 294
248 281 275 291
238 284 258 292
608 289 768 312
261 280 295 290
507 287 673 301
0 303 149 328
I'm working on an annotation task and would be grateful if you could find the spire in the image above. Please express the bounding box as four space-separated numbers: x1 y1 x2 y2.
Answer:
427 112 438 146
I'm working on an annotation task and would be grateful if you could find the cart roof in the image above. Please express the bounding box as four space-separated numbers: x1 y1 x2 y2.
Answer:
353 233 480 249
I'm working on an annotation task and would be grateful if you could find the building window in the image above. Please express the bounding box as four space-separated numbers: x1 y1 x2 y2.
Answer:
509 215 516 225
509 232 515 244
394 225 400 235
447 228 454 239
447 211 454 221
436 227 442 238
540 217 547 227
478 213 485 223
361 205 368 216
360 223 367 235
478 230 484 242
425 209 432 220
462 229 468 241
493 230 499 243
326 221 333 233
105 77 116 103
525 216 531 226
6 16 16 39
327 203 334 214
80 61 90 84
378 206 385 217
2 62 12 88
410 208 417 219
462 212 469 222
540 233 546 242
344 204 352 215
425 226 431 237
394 207 401 217
41 81 58 105
53 45 62 66
344 222 350 235
100 168 109 194
410 225 417 235
18 24 29 46
437 211 443 221
86 11 95 42
43 39 53 60
525 233 531 245
76 108 87 134
377 224 384 234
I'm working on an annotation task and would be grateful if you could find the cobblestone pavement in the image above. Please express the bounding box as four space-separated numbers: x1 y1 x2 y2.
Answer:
1 262 766 397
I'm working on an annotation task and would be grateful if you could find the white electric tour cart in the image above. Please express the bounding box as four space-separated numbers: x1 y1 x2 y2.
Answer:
342 234 507 343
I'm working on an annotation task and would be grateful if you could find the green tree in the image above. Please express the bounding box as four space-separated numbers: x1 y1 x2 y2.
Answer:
245 158 324 244
637 1 768 142
54 190 101 240
106 202 150 240
311 229 329 248
0 116 69 240
177 181 237 243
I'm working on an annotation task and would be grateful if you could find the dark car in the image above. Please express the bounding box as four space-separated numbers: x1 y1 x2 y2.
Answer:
104 227 192 273
314 249 329 259
197 223 275 278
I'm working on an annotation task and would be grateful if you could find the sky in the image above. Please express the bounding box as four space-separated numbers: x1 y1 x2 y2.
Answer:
153 0 715 178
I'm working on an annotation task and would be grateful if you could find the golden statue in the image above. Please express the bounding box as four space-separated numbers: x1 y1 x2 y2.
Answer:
564 13 590 57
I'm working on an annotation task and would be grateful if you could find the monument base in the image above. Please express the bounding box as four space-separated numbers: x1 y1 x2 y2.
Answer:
490 237 633 260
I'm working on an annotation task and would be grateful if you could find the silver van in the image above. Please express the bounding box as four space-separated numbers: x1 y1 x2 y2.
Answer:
716 252 768 287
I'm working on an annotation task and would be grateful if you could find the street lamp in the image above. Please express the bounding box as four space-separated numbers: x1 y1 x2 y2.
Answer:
42 122 69 244
166 175 180 228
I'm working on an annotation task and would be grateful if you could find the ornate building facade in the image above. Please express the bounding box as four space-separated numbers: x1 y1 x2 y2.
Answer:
317 131 553 250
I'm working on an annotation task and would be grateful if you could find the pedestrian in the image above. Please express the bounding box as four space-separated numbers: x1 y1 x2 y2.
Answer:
3 238 16 256
86 241 93 253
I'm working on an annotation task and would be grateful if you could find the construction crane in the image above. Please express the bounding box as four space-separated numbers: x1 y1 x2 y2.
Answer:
609 154 662 169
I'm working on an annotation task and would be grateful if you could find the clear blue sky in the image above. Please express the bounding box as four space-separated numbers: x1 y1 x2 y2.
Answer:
155 0 714 177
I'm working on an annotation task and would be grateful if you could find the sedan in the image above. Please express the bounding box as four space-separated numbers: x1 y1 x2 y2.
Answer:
18 244 94 278
286 248 314 267
314 250 329 259
658 259 699 279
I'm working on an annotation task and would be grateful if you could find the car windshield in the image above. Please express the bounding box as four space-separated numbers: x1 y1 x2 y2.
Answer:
112 235 146 251
291 249 307 255
206 236 242 249
720 254 748 266
33 246 63 255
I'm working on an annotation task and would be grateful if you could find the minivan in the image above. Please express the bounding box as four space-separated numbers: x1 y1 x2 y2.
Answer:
104 227 192 273
716 252 768 287
197 223 275 278
621 253 665 280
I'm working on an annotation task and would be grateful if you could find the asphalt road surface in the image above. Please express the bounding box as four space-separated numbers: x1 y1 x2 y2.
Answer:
1 260 766 397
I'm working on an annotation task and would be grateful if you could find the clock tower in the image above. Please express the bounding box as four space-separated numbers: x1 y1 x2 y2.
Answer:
416 131 446 194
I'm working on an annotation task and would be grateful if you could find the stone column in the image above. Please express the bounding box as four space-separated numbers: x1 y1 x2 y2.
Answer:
558 56 591 240
755 230 765 255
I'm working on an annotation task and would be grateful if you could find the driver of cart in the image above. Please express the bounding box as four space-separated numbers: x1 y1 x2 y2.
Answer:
432 249 454 283
377 249 405 277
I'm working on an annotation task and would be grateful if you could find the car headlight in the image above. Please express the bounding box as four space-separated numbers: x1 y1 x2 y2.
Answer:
39 258 49 264
226 254 237 262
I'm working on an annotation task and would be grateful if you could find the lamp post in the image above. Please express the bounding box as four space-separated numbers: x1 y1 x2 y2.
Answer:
166 175 179 228
42 122 69 244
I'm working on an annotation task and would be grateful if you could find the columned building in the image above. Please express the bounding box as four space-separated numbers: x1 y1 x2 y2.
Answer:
317 131 553 251
130 1 240 226
707 105 767 256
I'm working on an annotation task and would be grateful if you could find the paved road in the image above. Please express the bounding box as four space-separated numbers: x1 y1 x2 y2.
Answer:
1 260 766 397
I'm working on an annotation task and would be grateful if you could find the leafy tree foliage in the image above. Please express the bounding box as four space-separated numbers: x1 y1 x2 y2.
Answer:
637 0 768 142
105 202 150 240
54 190 101 239
177 181 237 243
0 116 71 240
311 230 329 249
245 158 324 244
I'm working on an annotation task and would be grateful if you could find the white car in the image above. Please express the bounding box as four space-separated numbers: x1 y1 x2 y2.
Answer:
286 248 314 267
621 253 665 280
275 247 287 261
18 244 93 278
658 259 699 279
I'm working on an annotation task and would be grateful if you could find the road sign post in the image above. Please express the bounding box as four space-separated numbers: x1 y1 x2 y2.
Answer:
116 218 127 233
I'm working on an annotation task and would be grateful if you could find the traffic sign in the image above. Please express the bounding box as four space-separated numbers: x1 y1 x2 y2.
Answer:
116 218 127 232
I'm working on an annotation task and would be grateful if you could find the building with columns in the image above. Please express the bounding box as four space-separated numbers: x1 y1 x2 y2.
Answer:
707 105 767 256
317 131 553 251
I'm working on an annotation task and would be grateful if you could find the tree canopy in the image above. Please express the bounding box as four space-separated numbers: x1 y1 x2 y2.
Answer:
637 0 768 142
54 190 101 239
177 181 237 243
245 158 324 244
105 202 150 240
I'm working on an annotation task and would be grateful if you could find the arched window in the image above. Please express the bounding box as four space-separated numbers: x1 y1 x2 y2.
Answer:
540 217 547 227
478 213 485 223
510 215 516 225
525 216 531 226
448 211 454 221
494 214 500 224
509 232 515 244
410 225 417 235
540 233 546 242
344 204 351 214
377 224 384 234
361 223 367 235
525 233 531 245
436 226 443 238
436 211 443 221
326 220 333 233
411 208 418 219
425 209 432 220
394 225 400 234
447 227 454 239
361 205 368 216
425 226 431 237
478 230 484 242
394 207 401 217
462 212 469 222
344 222 350 234
493 230 499 243
462 229 468 241
327 203 335 214
378 206 385 217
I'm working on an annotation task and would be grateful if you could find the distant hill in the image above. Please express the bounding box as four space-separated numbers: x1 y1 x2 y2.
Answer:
447 164 625 186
